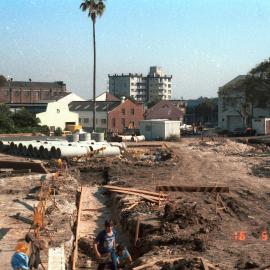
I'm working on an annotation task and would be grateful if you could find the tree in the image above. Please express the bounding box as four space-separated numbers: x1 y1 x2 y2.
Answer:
147 97 162 108
0 103 12 117
38 125 50 136
54 127 63 136
194 98 218 124
0 104 14 132
80 0 106 131
12 108 40 128
0 75 6 87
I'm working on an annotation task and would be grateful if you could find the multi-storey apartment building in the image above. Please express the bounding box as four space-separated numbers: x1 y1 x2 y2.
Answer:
108 66 172 103
0 79 67 103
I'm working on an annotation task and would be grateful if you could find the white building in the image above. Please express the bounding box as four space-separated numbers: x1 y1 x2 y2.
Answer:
69 101 120 132
36 93 84 131
218 75 270 131
108 66 172 103
140 119 180 140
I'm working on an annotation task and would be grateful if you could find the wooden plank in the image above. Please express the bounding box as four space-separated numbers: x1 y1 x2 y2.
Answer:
72 186 83 270
132 257 184 270
156 186 229 193
132 261 156 270
126 202 139 210
104 185 168 198
134 217 140 246
48 246 65 270
107 189 165 203
200 257 210 270
127 144 163 148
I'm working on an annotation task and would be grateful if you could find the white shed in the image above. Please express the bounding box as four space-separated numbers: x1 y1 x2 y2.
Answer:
140 119 180 140
252 118 270 135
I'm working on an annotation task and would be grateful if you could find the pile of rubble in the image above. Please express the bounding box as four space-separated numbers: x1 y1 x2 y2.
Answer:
251 160 270 178
189 139 258 156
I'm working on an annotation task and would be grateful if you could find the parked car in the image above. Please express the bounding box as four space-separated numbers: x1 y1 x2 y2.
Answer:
229 128 256 137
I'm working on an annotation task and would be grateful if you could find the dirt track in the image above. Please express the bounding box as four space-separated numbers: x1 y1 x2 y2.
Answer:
100 138 270 269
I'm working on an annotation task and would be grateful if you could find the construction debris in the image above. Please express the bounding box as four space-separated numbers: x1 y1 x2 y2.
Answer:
104 185 168 203
156 185 229 193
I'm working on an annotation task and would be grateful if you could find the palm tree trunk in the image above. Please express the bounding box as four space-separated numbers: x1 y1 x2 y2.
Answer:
92 19 96 132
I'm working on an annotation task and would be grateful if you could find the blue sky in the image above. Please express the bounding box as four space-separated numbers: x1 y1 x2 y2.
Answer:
0 0 270 99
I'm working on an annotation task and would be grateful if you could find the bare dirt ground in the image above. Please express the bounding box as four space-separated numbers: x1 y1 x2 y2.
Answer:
1 137 270 269
77 138 270 269
0 164 78 269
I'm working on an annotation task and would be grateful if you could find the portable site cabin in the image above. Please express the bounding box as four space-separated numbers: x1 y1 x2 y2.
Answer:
252 118 270 135
139 119 180 140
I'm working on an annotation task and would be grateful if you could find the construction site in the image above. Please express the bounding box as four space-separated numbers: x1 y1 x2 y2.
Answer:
0 136 270 270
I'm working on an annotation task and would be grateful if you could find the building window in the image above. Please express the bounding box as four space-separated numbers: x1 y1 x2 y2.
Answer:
112 118 116 127
131 108 134 115
56 109 60 113
25 91 30 96
15 91 20 96
79 118 82 123
96 119 98 124
84 118 89 123
5 90 9 96
122 108 125 115
121 118 125 127
101 119 106 125
168 84 171 87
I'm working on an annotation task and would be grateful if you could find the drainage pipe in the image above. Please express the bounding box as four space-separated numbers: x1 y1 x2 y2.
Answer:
0 141 10 152
39 145 52 159
57 145 90 158
94 145 121 157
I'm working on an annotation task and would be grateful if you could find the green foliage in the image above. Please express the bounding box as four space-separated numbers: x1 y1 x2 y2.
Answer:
0 114 14 132
12 108 40 128
38 125 50 136
54 127 63 136
0 104 44 134
0 103 14 132
249 58 270 75
0 75 6 87
147 97 162 108
80 0 106 21
0 103 12 117
195 98 217 119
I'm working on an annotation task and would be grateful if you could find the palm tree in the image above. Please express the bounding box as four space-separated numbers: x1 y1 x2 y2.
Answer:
80 0 105 131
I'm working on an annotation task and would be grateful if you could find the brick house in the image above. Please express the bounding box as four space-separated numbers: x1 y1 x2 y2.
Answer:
69 98 144 133
0 80 68 103
145 100 186 123
108 99 144 133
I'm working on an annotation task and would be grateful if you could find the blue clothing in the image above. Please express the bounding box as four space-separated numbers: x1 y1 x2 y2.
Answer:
117 249 130 266
11 252 29 270
95 229 116 254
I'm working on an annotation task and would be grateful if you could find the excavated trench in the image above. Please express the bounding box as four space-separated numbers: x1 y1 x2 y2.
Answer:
75 168 135 269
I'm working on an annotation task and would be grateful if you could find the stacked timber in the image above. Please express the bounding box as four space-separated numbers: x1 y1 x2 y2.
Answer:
103 185 168 204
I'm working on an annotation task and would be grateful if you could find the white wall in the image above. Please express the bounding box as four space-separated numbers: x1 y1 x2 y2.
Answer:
140 120 180 140
37 101 79 130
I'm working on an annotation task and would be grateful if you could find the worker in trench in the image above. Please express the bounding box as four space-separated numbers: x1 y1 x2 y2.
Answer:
113 244 132 270
94 219 117 270
11 241 30 270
